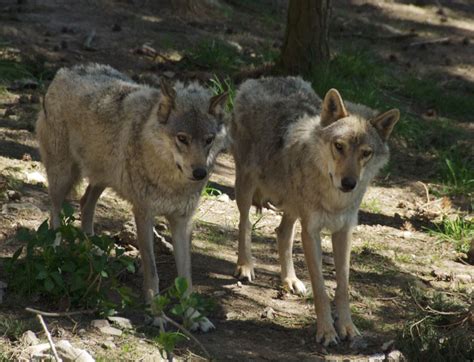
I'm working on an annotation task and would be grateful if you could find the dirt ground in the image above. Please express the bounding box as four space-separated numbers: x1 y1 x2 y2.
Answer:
0 0 473 361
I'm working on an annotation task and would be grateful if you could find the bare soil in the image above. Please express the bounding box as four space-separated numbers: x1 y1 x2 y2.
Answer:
0 0 472 360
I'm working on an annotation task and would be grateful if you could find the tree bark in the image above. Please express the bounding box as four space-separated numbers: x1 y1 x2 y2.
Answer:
278 0 331 74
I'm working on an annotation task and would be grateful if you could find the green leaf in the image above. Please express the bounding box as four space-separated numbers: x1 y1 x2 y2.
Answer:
174 277 188 297
100 270 108 278
36 270 48 280
44 278 54 292
62 202 74 219
11 246 23 262
170 304 184 317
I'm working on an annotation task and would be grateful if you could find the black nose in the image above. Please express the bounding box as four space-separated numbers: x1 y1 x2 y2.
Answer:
341 177 357 192
192 168 207 180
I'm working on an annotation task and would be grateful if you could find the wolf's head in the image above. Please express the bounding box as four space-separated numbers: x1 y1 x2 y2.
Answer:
145 79 229 182
317 89 399 193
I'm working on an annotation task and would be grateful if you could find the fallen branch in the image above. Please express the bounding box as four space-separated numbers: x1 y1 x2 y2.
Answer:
25 307 96 317
36 314 61 362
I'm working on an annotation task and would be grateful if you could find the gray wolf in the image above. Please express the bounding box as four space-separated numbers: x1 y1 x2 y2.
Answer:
36 64 229 331
231 76 399 345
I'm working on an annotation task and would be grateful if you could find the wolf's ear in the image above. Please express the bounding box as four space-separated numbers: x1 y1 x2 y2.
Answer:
321 89 348 127
158 78 176 124
370 109 400 141
209 91 229 116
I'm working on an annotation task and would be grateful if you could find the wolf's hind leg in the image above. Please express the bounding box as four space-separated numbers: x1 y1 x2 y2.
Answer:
234 173 256 281
80 184 105 235
47 162 81 230
276 214 306 295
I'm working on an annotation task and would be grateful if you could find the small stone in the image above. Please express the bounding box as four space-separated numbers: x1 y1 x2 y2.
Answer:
25 343 50 357
56 340 94 362
91 319 110 329
431 269 451 281
98 326 122 336
322 255 334 265
236 281 242 287
213 290 226 297
261 306 275 319
382 339 395 352
21 330 40 346
108 316 133 329
26 171 46 184
102 340 116 349
225 312 239 320
387 349 405 361
6 190 21 201
217 193 231 203
368 353 386 362
350 336 368 350
78 329 86 335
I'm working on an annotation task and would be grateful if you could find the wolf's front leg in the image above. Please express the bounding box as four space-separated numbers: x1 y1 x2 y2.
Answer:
276 213 306 295
332 226 360 340
134 210 159 303
167 214 214 332
301 221 338 346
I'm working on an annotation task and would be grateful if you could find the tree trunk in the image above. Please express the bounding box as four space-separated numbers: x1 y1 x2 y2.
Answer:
278 0 331 74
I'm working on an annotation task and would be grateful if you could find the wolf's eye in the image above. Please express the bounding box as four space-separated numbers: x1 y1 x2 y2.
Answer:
362 150 372 158
205 136 215 145
334 142 343 151
177 134 189 145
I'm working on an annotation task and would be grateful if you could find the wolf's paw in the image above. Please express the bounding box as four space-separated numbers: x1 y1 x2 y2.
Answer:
316 320 339 347
185 308 215 333
282 277 307 296
234 263 255 282
335 317 360 341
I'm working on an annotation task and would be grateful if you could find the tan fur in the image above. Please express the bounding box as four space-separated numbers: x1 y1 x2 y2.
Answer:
37 64 229 332
231 76 399 345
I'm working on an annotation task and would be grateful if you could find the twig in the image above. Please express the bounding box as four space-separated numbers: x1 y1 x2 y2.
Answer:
25 307 96 317
162 314 211 360
417 181 430 203
409 315 429 338
408 37 450 47
36 314 61 362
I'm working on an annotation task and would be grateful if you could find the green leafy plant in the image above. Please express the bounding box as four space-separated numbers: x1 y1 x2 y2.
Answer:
428 216 473 254
151 277 214 359
6 204 136 315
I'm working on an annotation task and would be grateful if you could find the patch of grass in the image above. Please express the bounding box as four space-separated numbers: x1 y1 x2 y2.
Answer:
0 315 36 340
201 183 223 198
428 216 473 254
397 287 473 361
360 198 382 213
185 38 243 73
438 155 474 197
209 75 236 112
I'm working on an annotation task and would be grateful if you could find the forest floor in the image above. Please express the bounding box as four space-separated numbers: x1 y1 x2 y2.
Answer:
0 0 473 361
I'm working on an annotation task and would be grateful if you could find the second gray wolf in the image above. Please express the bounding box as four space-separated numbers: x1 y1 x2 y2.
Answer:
36 64 229 331
231 76 399 345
